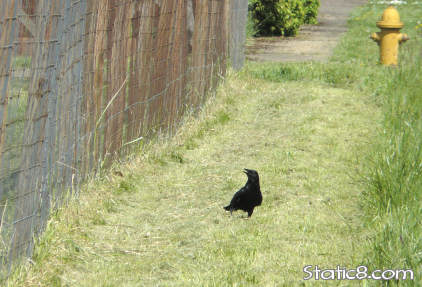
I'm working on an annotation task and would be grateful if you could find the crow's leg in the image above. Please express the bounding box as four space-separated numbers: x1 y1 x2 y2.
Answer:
247 208 254 218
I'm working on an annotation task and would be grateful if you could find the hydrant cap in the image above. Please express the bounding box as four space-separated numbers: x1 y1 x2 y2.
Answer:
376 6 403 28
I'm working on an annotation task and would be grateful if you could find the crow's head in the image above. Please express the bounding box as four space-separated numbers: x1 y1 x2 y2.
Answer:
243 168 259 182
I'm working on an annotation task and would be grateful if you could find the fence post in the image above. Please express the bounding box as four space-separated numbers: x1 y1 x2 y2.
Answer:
230 0 248 70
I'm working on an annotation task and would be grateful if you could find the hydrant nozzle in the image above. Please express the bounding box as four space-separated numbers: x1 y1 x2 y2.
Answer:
370 6 409 66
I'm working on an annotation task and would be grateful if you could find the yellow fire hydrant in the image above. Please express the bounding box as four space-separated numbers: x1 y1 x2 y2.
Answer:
370 6 409 66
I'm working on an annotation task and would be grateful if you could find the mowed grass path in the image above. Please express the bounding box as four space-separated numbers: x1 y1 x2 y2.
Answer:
10 67 380 286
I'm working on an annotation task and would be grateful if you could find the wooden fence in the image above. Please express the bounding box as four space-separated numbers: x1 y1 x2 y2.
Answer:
0 0 247 277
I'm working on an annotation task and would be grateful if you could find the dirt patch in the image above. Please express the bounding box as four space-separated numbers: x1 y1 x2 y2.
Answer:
246 0 367 62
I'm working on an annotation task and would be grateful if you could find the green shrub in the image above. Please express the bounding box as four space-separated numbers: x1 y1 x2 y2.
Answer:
303 0 320 24
248 0 319 36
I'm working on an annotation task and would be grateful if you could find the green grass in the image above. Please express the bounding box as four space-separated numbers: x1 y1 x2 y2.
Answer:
0 57 31 254
246 2 422 285
6 2 422 286
6 66 379 285
12 56 31 69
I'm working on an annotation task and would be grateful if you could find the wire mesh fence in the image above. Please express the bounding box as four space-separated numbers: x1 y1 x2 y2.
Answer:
0 0 247 278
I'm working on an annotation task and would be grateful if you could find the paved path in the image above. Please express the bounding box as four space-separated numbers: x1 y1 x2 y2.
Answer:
246 0 367 62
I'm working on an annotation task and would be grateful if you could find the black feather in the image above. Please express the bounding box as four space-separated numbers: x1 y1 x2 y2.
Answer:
224 169 262 217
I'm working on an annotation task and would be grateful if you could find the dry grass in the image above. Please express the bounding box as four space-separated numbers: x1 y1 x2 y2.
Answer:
7 67 380 286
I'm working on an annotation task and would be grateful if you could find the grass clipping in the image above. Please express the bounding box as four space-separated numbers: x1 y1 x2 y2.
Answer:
8 68 379 286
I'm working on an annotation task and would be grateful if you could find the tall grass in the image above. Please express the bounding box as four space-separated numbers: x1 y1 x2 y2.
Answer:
246 2 422 284
363 37 422 285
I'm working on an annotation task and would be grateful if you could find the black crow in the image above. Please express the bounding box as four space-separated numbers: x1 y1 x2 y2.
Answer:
224 169 262 218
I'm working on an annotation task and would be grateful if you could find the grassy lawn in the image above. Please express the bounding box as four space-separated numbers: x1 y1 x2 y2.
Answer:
6 1 422 286
7 69 379 286
249 2 422 285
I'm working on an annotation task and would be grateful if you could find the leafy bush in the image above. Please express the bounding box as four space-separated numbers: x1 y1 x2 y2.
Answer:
248 0 319 36
303 0 320 24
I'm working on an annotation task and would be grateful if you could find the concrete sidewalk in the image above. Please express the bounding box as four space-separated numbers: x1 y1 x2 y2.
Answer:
246 0 367 62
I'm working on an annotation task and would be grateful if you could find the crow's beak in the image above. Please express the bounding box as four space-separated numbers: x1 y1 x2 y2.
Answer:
243 169 249 174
